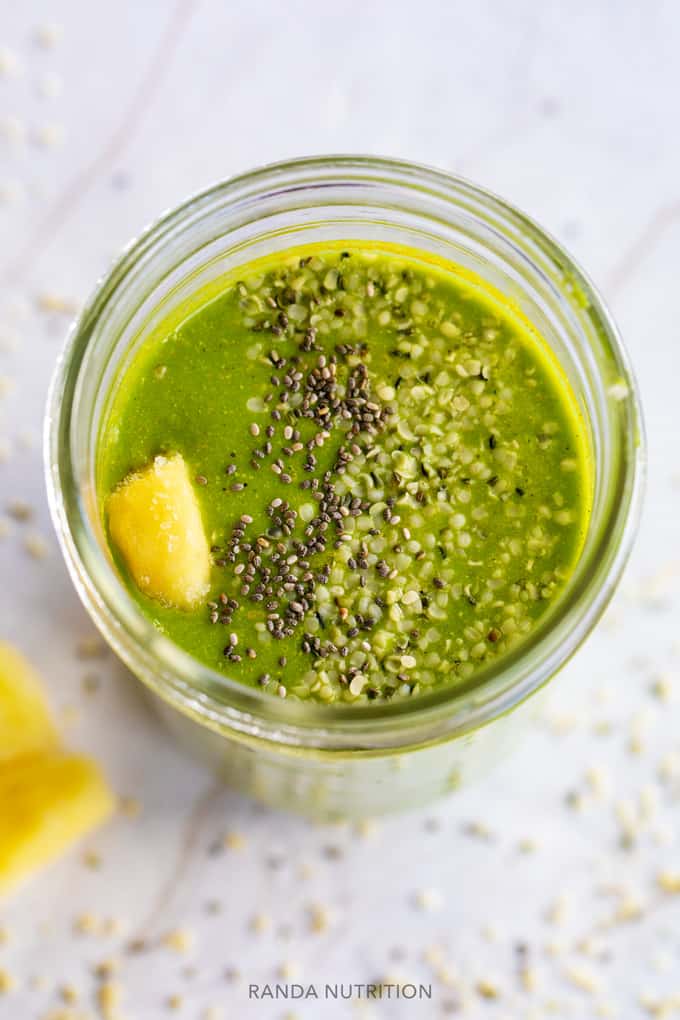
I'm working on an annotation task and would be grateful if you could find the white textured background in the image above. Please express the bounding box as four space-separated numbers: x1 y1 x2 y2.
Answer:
1 2 680 1018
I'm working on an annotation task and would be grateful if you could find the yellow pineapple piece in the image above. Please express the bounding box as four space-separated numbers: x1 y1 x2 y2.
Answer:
107 453 211 610
0 641 58 763
0 751 115 897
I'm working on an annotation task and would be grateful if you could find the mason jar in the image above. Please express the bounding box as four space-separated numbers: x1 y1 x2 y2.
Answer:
45 156 644 819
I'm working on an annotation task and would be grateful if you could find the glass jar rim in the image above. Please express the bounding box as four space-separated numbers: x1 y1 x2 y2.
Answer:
45 154 645 751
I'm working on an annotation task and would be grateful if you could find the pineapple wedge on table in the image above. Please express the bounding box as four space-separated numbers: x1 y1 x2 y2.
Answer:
0 642 58 762
107 452 211 609
0 642 114 898
0 751 114 898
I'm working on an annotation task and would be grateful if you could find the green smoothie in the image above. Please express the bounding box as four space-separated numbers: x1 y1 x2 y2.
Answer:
98 243 591 704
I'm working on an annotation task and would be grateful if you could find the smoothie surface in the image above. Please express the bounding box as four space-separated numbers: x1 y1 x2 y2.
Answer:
99 243 591 704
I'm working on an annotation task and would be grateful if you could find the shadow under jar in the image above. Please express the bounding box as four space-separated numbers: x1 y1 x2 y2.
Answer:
46 156 644 819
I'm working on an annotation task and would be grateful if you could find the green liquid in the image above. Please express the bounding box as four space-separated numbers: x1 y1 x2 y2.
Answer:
99 244 591 704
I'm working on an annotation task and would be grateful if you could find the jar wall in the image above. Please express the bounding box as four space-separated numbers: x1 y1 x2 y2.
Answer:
153 684 548 819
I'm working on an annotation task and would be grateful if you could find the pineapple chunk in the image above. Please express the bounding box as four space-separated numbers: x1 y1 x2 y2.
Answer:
0 751 115 897
0 642 58 763
107 453 211 610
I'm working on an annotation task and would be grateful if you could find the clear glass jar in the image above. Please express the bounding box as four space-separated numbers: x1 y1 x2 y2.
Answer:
45 156 644 819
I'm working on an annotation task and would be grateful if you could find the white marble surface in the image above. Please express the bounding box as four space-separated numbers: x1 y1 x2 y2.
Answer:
1 1 680 1018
